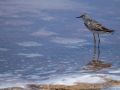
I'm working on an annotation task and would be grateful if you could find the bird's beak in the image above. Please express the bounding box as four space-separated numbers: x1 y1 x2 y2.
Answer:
76 15 83 18
76 16 81 18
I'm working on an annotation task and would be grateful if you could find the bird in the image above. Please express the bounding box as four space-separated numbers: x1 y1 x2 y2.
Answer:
76 13 114 61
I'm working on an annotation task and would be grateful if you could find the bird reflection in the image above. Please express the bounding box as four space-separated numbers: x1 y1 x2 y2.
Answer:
93 33 101 61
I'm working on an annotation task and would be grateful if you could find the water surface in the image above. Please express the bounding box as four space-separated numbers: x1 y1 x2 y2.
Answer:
0 0 120 88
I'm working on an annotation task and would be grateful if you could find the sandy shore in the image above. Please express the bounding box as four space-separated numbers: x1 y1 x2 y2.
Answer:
0 78 120 90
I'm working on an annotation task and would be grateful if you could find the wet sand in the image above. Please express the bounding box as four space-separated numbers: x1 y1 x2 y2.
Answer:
0 77 120 90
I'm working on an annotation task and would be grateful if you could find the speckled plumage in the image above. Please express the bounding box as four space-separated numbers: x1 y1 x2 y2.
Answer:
79 14 114 33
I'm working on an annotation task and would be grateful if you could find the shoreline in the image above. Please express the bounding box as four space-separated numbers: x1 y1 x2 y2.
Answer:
0 61 119 90
0 76 120 90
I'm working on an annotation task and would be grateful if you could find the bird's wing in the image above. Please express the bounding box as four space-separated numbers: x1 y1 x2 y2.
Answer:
90 20 114 32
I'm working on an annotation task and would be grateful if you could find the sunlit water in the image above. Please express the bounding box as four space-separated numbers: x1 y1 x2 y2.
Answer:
0 0 120 89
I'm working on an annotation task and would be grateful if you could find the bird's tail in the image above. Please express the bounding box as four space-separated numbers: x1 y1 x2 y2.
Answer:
107 29 114 33
106 30 115 35
102 27 115 34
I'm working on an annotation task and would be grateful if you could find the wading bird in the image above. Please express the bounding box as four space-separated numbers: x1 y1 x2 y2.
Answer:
76 13 114 61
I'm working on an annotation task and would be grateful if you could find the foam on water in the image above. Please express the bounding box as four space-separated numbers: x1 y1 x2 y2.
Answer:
0 82 27 89
103 86 120 90
40 73 112 85
0 73 120 89
109 68 120 74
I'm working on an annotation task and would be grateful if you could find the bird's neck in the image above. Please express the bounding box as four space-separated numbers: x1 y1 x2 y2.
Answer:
83 18 91 23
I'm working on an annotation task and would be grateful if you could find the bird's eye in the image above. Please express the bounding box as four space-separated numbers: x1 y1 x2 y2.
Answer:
82 15 85 17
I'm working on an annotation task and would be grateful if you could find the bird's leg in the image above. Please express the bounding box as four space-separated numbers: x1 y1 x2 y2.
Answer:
97 33 101 61
93 33 97 60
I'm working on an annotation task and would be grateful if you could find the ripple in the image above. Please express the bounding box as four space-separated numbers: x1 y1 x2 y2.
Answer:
51 37 89 48
31 28 57 37
17 41 42 47
0 48 9 51
17 53 43 58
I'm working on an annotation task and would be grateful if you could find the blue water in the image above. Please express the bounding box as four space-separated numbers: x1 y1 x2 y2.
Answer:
0 0 120 88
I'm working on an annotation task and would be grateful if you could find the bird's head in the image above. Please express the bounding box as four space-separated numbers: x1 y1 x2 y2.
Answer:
76 13 91 21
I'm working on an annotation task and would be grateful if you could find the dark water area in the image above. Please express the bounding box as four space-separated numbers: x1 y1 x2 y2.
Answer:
0 0 120 89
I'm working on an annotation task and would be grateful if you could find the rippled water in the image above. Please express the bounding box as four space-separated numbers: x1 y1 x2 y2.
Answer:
0 0 120 89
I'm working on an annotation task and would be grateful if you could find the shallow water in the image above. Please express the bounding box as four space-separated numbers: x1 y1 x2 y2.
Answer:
0 0 120 89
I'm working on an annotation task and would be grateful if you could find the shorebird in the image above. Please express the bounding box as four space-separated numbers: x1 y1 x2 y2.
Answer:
76 13 114 61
